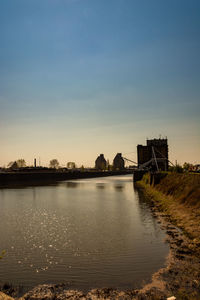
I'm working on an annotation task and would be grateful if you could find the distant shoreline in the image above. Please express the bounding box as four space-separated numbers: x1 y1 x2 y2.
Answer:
0 170 132 188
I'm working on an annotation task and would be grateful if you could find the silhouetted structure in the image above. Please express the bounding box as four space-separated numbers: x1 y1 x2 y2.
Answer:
137 138 168 171
9 161 19 169
95 154 107 170
113 153 125 170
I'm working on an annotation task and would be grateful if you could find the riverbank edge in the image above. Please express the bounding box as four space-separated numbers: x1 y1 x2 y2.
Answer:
0 170 132 188
134 179 200 299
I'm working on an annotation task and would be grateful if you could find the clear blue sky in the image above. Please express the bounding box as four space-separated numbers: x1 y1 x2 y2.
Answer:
0 0 200 167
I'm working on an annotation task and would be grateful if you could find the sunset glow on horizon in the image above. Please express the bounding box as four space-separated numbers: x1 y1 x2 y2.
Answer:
1 0 200 167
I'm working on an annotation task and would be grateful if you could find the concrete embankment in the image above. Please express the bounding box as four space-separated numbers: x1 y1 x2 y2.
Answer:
135 172 200 299
0 170 132 188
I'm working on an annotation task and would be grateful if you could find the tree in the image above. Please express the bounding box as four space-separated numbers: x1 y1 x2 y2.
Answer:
16 159 26 167
49 159 59 169
106 159 112 171
106 160 109 170
67 162 76 169
8 159 26 168
169 164 183 173
183 162 193 171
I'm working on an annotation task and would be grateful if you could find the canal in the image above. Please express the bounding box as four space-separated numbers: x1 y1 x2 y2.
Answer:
0 174 169 291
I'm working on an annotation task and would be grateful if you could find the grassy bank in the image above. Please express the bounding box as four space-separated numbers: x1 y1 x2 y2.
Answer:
136 172 200 299
138 172 200 241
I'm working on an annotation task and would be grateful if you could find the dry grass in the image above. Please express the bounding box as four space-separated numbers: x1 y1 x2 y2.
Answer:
156 173 200 208
138 173 200 242
136 174 200 299
155 173 200 241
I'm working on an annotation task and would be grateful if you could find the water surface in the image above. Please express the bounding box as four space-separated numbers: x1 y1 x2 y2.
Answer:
0 175 168 291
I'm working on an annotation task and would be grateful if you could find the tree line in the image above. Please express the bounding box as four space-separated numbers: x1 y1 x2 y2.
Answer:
7 159 79 169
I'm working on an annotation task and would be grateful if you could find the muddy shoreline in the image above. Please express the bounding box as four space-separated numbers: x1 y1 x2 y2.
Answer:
135 182 200 299
1 180 200 299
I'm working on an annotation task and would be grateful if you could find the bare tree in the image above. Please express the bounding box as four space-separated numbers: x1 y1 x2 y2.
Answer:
16 159 26 167
49 159 59 169
67 162 76 169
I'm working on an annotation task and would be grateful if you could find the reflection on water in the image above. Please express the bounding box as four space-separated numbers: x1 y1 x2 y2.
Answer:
0 175 169 291
65 182 81 188
96 183 105 189
114 184 124 191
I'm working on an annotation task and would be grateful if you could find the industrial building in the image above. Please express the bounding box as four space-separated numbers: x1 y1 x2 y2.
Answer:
113 153 125 170
95 154 107 170
137 138 168 171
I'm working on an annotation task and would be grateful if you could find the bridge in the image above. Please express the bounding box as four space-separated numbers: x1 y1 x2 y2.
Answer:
123 145 174 173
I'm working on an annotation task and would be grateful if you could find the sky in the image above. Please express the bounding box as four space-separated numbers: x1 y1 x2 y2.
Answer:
0 0 200 167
